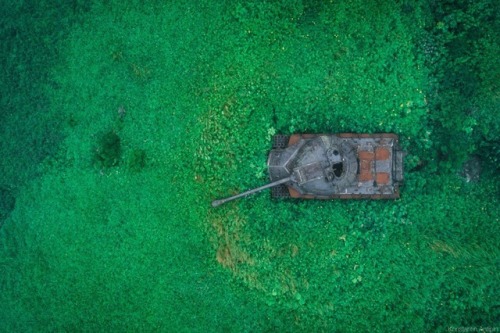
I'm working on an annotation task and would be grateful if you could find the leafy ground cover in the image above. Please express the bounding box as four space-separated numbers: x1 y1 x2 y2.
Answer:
1 0 498 332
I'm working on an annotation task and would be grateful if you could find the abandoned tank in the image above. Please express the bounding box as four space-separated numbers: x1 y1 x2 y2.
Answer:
212 133 404 207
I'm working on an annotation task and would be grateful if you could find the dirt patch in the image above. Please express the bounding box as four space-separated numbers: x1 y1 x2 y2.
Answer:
209 209 255 272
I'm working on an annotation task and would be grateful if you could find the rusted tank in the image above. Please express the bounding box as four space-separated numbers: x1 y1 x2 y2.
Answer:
212 133 404 207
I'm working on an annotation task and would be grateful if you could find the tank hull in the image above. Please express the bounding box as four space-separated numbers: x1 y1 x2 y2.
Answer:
268 133 404 199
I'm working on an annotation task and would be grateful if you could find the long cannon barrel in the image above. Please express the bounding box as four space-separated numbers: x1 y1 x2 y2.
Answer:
211 177 291 207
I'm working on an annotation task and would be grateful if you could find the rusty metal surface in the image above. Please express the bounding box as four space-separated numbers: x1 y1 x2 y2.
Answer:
268 133 404 199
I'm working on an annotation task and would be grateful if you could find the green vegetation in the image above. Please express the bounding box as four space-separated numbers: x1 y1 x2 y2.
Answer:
1 0 498 332
94 131 122 168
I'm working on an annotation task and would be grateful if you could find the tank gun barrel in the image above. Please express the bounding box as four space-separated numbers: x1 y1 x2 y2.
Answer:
211 177 291 207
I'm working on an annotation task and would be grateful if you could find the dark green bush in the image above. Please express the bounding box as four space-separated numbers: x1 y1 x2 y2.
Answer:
94 131 122 168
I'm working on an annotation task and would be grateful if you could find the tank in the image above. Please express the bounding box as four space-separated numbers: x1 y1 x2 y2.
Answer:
212 133 404 207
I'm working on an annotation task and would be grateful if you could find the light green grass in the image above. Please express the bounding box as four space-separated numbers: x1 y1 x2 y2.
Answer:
1 0 498 332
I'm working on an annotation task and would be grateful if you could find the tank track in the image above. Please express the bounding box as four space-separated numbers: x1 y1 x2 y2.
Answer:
272 135 290 149
271 184 290 198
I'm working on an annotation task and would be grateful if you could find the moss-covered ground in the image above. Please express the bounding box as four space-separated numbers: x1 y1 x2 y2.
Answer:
1 0 498 332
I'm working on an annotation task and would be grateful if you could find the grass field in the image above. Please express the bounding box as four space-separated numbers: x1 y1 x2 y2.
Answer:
1 0 498 332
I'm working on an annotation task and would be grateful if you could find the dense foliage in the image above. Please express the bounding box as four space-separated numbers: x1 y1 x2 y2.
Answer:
1 0 498 332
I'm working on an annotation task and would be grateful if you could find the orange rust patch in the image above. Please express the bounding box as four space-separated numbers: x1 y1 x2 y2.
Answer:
338 133 356 138
375 147 390 160
358 151 374 160
359 173 373 182
376 172 390 185
359 158 373 181
288 134 301 146
289 187 301 198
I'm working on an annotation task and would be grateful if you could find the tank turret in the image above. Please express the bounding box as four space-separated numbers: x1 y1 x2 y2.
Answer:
211 133 404 207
